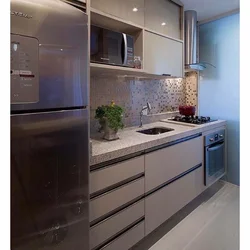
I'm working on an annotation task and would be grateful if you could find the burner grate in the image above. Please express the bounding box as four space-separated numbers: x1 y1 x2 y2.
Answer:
170 115 215 125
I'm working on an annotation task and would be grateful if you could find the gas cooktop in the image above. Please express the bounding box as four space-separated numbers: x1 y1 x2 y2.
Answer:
168 115 217 125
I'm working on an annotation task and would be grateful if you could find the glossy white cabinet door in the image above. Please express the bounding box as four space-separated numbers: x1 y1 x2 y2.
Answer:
91 0 144 26
145 136 203 193
145 167 205 235
144 31 183 77
145 0 181 39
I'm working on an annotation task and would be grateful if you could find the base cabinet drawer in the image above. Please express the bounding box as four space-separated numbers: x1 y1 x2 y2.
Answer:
90 156 144 195
90 200 144 249
90 177 144 222
145 166 205 235
145 136 203 192
100 221 145 250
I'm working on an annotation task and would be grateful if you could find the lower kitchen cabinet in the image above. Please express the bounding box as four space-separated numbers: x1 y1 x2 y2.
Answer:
99 220 145 250
90 200 144 249
90 177 144 222
90 155 144 195
89 133 209 248
145 136 203 193
145 166 205 235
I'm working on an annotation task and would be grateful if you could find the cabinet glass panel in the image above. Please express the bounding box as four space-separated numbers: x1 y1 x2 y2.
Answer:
145 0 181 39
91 0 144 27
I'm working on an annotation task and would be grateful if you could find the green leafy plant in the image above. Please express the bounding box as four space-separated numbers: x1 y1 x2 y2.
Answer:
95 101 124 132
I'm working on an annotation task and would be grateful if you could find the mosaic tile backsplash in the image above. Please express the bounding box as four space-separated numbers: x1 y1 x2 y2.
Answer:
185 71 198 107
90 73 198 133
90 76 180 132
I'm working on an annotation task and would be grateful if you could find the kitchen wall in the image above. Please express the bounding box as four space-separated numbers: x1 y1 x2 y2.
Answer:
199 13 240 185
90 73 198 133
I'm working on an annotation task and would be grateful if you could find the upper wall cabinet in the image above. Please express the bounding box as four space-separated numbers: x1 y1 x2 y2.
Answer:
89 0 184 76
144 0 181 40
144 31 183 77
91 0 145 27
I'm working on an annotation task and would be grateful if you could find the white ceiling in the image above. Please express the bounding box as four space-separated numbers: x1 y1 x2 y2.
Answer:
181 0 239 22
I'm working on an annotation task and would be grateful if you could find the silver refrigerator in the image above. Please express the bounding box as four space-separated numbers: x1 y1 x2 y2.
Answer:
11 0 89 249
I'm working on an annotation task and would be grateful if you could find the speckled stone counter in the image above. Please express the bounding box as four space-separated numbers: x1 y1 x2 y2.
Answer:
90 120 226 166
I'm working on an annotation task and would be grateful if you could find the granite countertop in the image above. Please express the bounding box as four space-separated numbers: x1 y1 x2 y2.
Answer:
90 120 226 166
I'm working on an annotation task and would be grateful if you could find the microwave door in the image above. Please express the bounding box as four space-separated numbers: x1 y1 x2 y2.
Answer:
91 27 123 66
96 28 109 63
105 29 123 65
90 26 106 63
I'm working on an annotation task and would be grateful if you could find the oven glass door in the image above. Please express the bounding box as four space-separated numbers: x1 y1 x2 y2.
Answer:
205 141 225 186
91 26 123 65
11 109 89 250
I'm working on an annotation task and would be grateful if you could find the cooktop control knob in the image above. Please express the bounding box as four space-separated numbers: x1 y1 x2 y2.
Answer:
209 138 214 142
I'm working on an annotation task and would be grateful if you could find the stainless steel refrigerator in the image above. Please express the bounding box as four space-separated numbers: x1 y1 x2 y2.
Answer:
11 0 89 249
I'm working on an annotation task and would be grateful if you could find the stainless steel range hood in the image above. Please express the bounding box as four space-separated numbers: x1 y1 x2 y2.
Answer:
184 10 215 72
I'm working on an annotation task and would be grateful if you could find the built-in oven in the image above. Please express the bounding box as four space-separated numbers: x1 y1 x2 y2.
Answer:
204 129 226 186
90 25 134 67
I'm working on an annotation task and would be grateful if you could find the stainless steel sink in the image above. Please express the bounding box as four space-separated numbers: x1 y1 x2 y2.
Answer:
137 127 174 135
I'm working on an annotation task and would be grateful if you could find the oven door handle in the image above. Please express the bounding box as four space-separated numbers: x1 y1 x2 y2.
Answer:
122 33 128 65
207 142 224 152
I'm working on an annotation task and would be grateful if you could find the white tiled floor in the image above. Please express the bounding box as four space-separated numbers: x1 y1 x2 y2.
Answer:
148 181 239 250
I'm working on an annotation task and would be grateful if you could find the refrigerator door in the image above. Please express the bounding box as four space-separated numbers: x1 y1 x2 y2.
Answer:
11 0 88 111
11 109 89 250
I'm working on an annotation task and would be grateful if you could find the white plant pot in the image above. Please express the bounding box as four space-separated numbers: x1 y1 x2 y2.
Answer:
100 119 119 141
103 126 119 141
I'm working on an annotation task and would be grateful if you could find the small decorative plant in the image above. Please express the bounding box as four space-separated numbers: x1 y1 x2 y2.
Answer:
95 101 124 140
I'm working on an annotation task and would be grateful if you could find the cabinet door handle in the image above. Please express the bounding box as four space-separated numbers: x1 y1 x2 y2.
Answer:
162 74 171 76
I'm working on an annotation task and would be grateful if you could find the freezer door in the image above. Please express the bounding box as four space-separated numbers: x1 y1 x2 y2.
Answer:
11 109 89 250
11 0 88 111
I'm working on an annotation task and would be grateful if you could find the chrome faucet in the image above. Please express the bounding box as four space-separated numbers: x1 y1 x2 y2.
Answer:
139 102 152 127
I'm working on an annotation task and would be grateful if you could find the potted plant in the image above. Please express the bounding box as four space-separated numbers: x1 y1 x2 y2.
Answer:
95 101 124 141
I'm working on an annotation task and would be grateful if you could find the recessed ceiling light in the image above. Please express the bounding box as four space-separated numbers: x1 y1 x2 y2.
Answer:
133 7 138 12
161 22 166 26
60 49 63 51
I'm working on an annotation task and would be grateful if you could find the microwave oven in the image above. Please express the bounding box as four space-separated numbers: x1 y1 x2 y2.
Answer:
90 25 134 67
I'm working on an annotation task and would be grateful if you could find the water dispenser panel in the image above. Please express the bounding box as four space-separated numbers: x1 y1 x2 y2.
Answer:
11 34 39 104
